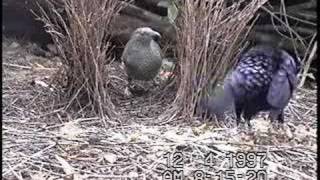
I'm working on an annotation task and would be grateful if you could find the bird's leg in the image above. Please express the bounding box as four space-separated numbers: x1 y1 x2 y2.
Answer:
128 77 133 89
243 112 253 130
152 78 160 88
269 109 282 129
268 110 277 123
235 104 242 127
124 77 133 97
245 118 253 131
277 110 284 124
277 110 285 129
236 116 242 127
127 78 149 96
268 112 276 130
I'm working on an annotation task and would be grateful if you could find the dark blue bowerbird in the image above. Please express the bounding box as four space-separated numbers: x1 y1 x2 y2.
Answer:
201 45 301 127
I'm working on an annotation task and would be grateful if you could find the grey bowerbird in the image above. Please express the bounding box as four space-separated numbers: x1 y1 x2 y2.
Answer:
121 27 163 96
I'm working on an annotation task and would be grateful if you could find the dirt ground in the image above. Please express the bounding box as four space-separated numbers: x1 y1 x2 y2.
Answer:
2 38 317 179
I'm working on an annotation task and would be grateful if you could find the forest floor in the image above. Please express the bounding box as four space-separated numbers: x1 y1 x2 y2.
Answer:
2 38 317 180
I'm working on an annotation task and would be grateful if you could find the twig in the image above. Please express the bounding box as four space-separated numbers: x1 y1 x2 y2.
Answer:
5 162 24 180
3 63 32 70
260 6 307 48
3 141 57 176
299 41 317 87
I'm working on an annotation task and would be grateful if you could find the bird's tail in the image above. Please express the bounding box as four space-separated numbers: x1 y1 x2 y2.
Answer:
199 83 234 119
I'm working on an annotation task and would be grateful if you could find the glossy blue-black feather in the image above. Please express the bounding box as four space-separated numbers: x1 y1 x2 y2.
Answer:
203 45 300 127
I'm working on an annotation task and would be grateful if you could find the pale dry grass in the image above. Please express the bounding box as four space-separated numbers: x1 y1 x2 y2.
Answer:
2 38 317 180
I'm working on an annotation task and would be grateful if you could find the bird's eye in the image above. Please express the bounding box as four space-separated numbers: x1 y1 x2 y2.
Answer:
152 34 161 42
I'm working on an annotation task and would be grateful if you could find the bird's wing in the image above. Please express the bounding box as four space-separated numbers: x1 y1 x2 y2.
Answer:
281 53 299 89
121 44 129 64
227 70 248 99
121 40 142 65
149 40 162 58
267 69 292 108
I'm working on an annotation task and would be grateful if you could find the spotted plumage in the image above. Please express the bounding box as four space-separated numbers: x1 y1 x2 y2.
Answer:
201 45 301 127
122 27 162 81
121 27 163 96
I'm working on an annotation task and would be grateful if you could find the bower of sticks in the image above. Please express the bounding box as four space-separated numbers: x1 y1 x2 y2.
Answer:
2 0 317 179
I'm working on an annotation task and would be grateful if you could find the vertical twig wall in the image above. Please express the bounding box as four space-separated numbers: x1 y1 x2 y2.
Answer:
38 0 124 126
167 0 268 121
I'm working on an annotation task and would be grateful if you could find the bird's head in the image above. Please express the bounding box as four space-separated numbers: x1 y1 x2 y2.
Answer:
132 27 162 42
280 49 302 75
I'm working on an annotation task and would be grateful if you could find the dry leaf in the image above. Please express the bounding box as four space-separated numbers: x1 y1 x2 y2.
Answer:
284 125 293 139
111 133 128 143
103 153 117 164
33 62 46 69
55 155 75 175
30 172 46 180
59 122 84 139
128 172 139 178
252 118 270 133
192 123 208 135
34 80 49 88
164 130 186 143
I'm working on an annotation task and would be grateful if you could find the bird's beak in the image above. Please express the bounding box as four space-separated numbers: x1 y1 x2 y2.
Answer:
154 31 161 38
152 31 161 42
